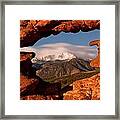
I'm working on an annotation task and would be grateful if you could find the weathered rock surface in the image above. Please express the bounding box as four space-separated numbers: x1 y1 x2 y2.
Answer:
89 40 100 67
20 74 63 100
20 52 36 76
20 74 39 97
21 95 62 100
21 95 46 100
20 52 35 61
20 51 39 98
63 73 100 100
20 20 100 47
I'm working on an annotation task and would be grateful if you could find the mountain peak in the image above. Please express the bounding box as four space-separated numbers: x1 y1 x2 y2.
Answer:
32 51 76 62
21 43 97 62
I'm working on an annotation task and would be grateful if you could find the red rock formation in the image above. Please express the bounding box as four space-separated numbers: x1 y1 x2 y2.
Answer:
89 40 100 67
21 95 61 100
20 74 63 100
20 51 39 99
20 74 39 97
20 52 35 61
20 21 100 100
63 73 100 100
20 52 36 76
20 20 100 47
21 95 46 100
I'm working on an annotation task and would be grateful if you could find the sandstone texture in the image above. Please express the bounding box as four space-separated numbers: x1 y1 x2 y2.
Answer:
20 20 100 47
63 73 100 100
20 52 35 61
20 75 63 100
20 74 39 97
89 40 100 67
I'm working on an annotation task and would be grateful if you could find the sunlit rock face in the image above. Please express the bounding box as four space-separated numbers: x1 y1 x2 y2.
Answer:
89 40 100 67
63 73 100 100
20 20 100 47
20 52 35 61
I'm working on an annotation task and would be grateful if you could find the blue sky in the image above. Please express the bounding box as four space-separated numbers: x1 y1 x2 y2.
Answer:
33 29 100 47
21 29 99 61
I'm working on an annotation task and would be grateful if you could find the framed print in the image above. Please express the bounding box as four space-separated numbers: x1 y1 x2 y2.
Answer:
0 0 119 119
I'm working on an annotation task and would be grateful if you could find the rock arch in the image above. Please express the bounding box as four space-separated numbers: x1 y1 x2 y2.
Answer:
20 20 100 47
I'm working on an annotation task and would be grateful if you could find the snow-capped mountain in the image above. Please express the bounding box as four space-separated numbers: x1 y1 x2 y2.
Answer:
20 43 97 63
32 52 76 62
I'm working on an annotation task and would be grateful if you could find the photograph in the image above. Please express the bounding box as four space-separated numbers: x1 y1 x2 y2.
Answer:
20 20 100 100
2 1 118 117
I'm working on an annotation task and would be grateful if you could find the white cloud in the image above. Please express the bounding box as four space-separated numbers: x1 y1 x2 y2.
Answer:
20 43 97 61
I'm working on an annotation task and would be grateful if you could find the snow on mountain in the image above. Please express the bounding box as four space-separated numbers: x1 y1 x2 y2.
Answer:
39 52 76 61
20 43 97 62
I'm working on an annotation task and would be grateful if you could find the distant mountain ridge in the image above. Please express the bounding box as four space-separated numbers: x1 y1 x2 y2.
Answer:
34 57 99 89
36 58 95 80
